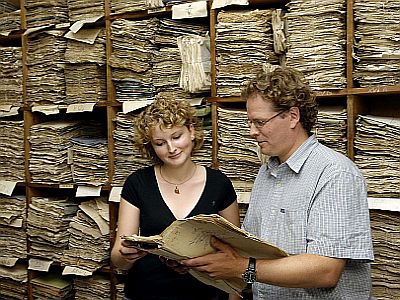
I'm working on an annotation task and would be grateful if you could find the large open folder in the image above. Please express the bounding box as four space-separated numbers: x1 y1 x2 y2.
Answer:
122 214 288 295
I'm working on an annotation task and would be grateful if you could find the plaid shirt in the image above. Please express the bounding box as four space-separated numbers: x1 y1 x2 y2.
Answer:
243 135 374 299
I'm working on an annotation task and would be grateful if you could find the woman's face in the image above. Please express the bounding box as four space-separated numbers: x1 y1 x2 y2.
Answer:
150 123 195 167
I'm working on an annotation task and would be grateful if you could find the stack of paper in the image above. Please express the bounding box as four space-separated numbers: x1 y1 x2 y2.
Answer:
110 0 147 15
112 112 152 186
0 0 19 12
115 283 125 300
70 136 108 185
29 120 82 184
155 18 209 47
0 9 20 34
61 197 110 273
67 0 104 22
0 47 23 108
0 195 26 261
31 273 74 300
27 196 79 262
192 104 213 167
354 115 400 197
110 18 158 104
0 120 25 181
217 107 261 183
0 264 28 300
370 210 400 299
65 28 106 64
353 0 400 87
74 274 111 300
215 9 279 96
153 47 181 91
64 28 106 105
25 0 69 28
285 0 346 90
26 30 67 106
314 106 347 155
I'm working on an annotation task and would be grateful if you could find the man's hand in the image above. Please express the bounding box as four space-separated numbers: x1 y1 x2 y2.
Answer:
182 236 247 280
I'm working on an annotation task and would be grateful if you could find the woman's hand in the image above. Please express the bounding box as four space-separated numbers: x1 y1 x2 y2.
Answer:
119 240 147 262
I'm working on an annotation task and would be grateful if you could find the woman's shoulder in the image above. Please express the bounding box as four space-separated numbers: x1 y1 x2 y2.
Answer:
205 166 231 182
125 165 155 182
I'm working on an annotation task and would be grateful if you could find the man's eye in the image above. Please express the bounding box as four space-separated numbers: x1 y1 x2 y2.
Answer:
173 135 181 140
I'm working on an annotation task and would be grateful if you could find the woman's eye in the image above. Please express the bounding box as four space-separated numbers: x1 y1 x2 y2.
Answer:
173 135 181 140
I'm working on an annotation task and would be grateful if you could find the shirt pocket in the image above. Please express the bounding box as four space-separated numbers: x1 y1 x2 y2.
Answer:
272 206 307 255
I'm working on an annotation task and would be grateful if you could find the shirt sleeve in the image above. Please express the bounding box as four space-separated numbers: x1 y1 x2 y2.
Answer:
306 171 374 261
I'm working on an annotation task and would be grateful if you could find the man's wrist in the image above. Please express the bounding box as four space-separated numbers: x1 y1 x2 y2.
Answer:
242 257 257 285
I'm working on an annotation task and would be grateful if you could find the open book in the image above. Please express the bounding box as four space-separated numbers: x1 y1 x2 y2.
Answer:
122 214 288 295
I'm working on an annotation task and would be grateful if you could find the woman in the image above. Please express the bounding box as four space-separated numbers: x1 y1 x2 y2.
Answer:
111 98 240 300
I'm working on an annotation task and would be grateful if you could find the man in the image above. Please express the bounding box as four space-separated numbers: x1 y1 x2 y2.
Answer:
183 66 374 299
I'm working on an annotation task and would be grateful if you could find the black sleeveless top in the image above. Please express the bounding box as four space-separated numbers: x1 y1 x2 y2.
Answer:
121 166 237 300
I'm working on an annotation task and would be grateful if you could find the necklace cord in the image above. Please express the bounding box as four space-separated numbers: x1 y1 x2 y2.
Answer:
159 165 197 186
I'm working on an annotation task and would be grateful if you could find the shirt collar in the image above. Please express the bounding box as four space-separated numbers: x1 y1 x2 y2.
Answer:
267 135 319 173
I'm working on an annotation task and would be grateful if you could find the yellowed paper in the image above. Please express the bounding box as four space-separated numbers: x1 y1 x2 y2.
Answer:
172 1 208 19
123 214 288 295
76 185 101 197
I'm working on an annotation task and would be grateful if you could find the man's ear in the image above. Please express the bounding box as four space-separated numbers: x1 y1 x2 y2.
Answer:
288 107 301 129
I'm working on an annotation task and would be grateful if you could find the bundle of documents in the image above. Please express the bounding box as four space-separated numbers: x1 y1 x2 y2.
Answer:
70 136 109 185
123 214 287 295
354 115 400 197
0 120 25 181
29 120 82 184
110 0 147 15
0 195 27 261
110 18 157 104
370 210 400 299
353 0 400 87
61 197 110 273
0 47 23 107
31 273 74 300
27 197 79 262
215 9 279 96
26 30 67 106
112 112 152 186
217 107 262 183
64 28 106 105
67 0 104 22
314 106 347 155
65 28 106 64
285 0 346 90
0 264 28 300
74 274 111 300
153 47 181 90
0 9 20 34
0 0 19 13
155 18 209 47
192 104 213 168
25 0 69 28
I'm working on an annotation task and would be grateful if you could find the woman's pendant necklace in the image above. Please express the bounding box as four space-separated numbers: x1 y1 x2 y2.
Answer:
160 165 197 194
174 186 180 194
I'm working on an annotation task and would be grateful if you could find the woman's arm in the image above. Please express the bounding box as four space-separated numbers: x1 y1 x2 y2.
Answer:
219 200 240 227
110 198 146 270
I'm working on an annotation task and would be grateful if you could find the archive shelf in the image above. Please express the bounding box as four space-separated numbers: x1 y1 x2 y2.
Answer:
0 0 399 299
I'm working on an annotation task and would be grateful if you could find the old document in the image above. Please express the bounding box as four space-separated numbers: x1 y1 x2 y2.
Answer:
123 214 287 295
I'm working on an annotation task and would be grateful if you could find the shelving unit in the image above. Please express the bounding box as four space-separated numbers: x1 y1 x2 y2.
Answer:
0 0 399 299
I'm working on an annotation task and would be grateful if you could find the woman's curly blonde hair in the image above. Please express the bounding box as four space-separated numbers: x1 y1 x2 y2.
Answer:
241 66 318 134
134 98 204 165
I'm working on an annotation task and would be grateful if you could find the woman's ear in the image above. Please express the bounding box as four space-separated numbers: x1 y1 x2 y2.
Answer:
189 124 195 140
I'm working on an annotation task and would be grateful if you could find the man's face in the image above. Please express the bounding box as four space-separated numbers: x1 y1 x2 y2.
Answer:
246 94 292 160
